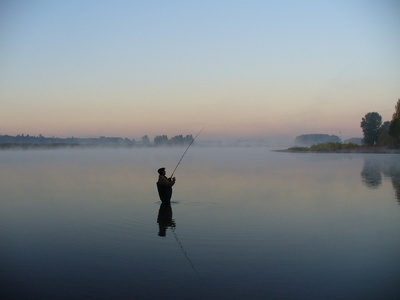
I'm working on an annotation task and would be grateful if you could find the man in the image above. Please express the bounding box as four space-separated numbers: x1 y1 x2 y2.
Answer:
156 167 176 203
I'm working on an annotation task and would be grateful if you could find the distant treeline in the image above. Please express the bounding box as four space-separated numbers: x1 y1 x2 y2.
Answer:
295 134 341 146
295 99 400 148
0 134 195 147
295 134 364 147
0 134 136 145
152 134 194 146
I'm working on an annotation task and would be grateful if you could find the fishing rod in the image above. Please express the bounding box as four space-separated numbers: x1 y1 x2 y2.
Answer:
170 128 204 178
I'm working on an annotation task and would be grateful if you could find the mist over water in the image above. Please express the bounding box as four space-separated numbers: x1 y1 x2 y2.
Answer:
1 147 399 299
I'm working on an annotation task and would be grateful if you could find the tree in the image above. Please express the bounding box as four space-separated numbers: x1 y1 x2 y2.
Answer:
377 121 391 146
389 99 400 147
141 135 150 146
184 134 193 143
154 135 168 146
170 135 184 145
361 112 382 146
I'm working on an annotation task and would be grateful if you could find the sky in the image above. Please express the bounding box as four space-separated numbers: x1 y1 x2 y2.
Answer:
1 0 399 142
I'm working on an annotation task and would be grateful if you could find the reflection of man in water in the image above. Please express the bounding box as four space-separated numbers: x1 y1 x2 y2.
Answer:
157 203 175 237
156 167 176 204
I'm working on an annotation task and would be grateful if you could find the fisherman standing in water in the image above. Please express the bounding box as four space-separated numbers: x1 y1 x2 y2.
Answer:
156 168 176 204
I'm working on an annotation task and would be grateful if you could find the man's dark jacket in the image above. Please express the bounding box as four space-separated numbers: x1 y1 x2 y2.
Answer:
157 175 175 203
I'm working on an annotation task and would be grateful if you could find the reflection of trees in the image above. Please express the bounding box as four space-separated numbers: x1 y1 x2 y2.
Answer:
361 160 382 188
361 156 400 204
383 160 400 204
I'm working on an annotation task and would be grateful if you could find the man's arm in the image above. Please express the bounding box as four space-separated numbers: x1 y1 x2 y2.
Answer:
159 176 175 187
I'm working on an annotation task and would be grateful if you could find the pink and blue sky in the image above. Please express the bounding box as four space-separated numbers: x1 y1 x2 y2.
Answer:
1 0 399 141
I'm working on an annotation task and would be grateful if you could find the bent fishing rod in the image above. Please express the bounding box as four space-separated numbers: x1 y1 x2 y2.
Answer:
170 128 204 178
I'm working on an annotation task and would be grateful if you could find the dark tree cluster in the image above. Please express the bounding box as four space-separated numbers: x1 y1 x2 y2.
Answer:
154 135 169 146
389 100 400 147
361 112 382 146
153 134 194 146
361 99 400 148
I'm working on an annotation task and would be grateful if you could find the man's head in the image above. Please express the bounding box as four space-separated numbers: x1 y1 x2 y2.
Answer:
157 167 166 175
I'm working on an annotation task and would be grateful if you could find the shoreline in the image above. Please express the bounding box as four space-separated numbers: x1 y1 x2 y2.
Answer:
275 147 400 154
0 143 137 150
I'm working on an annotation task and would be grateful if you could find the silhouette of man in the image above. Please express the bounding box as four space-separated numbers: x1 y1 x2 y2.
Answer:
156 167 176 204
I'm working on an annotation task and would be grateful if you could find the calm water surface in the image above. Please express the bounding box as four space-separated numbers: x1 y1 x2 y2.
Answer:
1 147 399 299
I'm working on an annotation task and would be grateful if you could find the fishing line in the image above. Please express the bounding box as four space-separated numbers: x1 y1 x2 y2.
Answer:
170 128 204 178
171 227 200 276
167 128 204 277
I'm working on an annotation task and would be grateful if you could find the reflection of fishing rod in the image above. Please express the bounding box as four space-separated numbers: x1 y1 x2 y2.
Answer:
170 128 204 178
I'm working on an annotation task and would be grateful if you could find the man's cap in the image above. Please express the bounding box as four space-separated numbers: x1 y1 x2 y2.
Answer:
157 167 165 175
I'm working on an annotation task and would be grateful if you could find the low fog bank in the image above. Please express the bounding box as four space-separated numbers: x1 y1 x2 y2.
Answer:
197 137 294 149
0 137 296 150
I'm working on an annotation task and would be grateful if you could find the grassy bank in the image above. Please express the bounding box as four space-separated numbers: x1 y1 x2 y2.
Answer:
280 143 400 153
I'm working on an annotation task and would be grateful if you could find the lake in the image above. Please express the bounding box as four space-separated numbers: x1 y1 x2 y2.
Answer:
1 147 399 299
